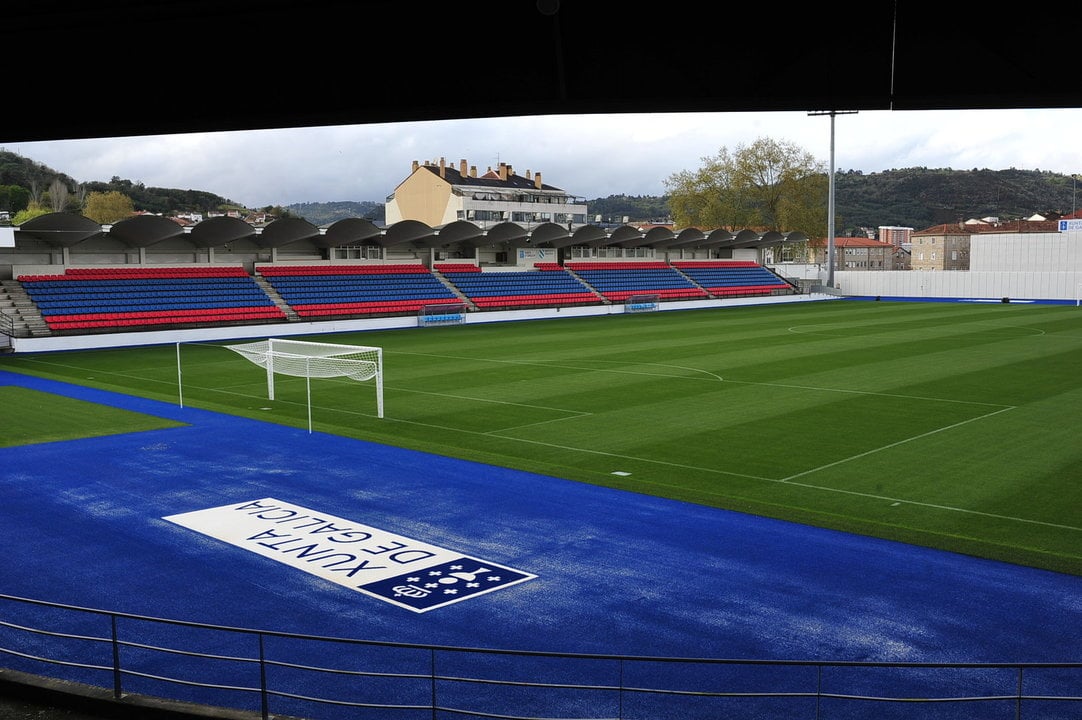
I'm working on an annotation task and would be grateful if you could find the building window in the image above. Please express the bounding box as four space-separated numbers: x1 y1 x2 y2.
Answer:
333 245 381 260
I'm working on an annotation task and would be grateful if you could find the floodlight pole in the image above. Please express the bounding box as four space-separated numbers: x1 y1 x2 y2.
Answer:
809 110 857 289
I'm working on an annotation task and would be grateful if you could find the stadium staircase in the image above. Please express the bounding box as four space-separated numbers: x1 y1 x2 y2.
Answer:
0 279 50 337
670 261 796 298
533 262 610 304
429 264 479 310
564 261 710 302
251 274 299 321
435 263 600 310
258 264 461 319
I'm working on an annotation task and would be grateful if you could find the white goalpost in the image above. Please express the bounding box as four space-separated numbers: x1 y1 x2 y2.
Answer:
176 338 384 432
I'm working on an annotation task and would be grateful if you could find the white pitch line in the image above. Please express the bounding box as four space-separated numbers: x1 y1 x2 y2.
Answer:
781 406 1017 482
772 407 1082 532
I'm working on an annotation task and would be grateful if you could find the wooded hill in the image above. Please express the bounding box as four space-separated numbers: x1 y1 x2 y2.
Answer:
588 167 1080 233
2 149 1077 234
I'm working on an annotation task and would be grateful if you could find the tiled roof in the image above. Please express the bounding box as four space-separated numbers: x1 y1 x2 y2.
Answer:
420 164 561 192
810 237 895 248
914 219 1061 235
913 223 973 236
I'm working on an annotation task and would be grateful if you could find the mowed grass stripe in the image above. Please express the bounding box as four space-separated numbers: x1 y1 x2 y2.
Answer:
1 300 1079 574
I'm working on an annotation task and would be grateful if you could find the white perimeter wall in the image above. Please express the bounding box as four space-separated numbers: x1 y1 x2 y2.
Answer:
833 270 1082 299
834 231 1082 300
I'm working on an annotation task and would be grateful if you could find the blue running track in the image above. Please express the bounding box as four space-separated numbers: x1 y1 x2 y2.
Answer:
0 369 1078 718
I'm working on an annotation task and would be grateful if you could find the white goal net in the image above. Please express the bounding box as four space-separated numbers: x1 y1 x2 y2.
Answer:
176 338 384 429
230 338 383 420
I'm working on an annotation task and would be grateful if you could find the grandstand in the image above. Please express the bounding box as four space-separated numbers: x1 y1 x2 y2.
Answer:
257 263 459 319
671 260 793 297
1 301 1079 719
565 261 711 301
1 259 807 351
17 266 286 332
434 262 599 309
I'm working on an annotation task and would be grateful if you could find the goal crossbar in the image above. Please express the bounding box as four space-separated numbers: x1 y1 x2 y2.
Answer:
228 339 381 382
176 339 384 429
231 339 383 420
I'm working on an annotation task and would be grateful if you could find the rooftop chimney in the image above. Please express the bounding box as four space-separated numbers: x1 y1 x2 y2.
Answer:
412 160 419 173
459 159 467 175
534 171 542 189
439 157 446 178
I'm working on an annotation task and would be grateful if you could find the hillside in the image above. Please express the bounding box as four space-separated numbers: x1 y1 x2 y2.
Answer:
586 168 1080 233
286 200 384 225
2 149 1078 233
833 167 1078 231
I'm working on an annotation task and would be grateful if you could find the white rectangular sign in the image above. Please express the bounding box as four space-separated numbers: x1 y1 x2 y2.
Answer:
164 498 536 613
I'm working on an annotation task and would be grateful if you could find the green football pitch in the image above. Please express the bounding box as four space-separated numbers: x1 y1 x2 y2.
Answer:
3 299 1080 576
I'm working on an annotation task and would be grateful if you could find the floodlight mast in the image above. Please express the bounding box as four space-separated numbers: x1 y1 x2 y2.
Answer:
809 110 857 289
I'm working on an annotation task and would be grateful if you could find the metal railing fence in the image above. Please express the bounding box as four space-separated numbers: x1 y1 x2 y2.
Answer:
1 593 1079 720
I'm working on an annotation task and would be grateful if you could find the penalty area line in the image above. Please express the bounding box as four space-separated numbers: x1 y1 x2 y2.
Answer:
777 406 1081 532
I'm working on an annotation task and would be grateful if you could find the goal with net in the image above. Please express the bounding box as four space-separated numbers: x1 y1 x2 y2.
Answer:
177 338 384 429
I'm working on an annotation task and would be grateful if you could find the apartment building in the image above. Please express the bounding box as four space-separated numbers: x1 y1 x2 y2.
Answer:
808 237 899 271
878 225 913 248
384 158 588 230
910 224 971 271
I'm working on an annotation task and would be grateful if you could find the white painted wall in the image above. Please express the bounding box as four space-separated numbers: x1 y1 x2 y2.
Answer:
832 230 1082 300
832 270 1082 300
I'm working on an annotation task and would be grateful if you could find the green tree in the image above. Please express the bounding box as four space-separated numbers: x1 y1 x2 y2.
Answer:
82 190 135 224
13 202 51 224
664 137 828 236
0 184 31 213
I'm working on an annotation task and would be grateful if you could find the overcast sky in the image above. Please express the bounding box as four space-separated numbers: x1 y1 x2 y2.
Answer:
4 108 1081 209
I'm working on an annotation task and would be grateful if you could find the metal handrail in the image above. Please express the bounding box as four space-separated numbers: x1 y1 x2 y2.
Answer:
0 592 1079 720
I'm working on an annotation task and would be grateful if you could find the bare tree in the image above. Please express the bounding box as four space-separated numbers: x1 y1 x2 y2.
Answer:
49 177 69 212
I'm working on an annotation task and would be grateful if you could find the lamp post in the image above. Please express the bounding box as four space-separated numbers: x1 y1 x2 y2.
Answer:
809 110 857 288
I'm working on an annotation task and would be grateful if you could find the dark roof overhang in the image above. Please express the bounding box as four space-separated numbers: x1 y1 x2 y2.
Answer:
108 214 186 248
187 216 257 248
17 212 103 248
